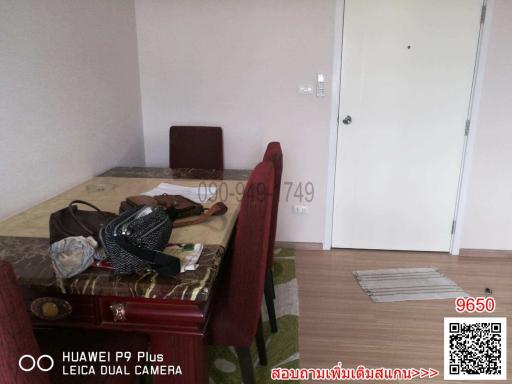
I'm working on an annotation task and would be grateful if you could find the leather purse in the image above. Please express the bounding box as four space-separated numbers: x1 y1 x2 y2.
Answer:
99 205 180 276
119 194 228 227
49 200 118 244
120 194 203 219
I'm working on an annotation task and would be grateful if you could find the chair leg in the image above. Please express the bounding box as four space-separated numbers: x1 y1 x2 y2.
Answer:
270 268 276 299
235 347 255 384
264 270 278 333
255 316 267 366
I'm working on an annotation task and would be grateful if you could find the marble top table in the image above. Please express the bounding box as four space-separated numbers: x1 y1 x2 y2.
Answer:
0 167 249 302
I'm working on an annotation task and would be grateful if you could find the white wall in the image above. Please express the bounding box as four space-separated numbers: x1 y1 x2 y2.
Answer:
135 0 337 243
460 0 512 250
0 0 145 220
4 0 504 248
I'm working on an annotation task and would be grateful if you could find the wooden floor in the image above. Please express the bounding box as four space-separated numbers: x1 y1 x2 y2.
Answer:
295 249 512 383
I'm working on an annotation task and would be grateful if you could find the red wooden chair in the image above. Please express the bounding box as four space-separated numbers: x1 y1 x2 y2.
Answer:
208 161 275 384
0 261 146 384
262 142 283 333
0 261 49 384
169 126 224 170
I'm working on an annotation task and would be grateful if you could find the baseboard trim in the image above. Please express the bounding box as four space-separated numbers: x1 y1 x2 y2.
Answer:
275 241 323 251
460 248 512 258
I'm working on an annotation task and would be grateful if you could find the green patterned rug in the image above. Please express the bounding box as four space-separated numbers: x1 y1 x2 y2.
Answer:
208 248 300 383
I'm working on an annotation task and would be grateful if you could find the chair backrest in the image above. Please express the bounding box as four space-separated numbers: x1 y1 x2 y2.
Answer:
0 262 49 384
263 142 283 269
215 161 274 347
169 126 224 170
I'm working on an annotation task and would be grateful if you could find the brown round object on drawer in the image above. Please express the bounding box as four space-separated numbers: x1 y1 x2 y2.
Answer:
31 297 72 321
41 302 59 318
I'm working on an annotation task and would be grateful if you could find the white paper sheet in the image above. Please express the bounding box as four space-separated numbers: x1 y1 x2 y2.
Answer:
164 243 204 273
142 183 216 203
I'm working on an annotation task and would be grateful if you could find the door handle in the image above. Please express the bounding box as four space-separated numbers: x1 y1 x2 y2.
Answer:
342 115 352 125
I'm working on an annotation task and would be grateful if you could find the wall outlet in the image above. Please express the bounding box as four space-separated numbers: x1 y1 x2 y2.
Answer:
292 205 309 215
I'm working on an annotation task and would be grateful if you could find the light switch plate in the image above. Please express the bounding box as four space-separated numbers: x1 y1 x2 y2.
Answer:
316 73 326 97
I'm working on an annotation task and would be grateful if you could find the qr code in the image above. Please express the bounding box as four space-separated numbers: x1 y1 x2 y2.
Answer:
444 317 507 380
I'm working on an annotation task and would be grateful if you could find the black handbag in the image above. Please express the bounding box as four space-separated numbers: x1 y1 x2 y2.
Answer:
99 205 181 276
49 200 118 244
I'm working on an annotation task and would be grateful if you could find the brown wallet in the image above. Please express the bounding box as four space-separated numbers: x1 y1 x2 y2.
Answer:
119 194 227 228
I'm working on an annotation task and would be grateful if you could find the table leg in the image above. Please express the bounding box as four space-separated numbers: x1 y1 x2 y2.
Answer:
149 333 207 384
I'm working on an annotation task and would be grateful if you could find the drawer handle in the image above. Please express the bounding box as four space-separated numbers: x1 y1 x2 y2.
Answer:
110 303 127 322
31 297 72 321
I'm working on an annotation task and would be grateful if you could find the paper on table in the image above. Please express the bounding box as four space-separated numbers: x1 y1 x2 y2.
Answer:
142 183 216 203
164 243 204 273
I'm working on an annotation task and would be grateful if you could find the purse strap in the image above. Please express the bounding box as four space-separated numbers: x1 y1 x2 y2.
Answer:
114 235 181 277
172 202 228 228
67 200 108 236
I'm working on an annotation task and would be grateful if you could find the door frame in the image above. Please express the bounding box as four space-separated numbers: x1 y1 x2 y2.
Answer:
323 0 495 254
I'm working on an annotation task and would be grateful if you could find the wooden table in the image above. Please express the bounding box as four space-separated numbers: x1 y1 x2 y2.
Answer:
0 167 249 383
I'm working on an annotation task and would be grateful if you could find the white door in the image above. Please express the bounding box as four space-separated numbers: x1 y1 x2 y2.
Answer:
332 0 483 251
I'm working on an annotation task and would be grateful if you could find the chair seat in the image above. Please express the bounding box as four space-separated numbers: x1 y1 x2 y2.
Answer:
35 329 148 384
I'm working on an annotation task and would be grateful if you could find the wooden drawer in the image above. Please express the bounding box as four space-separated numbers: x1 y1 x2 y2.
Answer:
99 297 206 332
24 289 209 334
